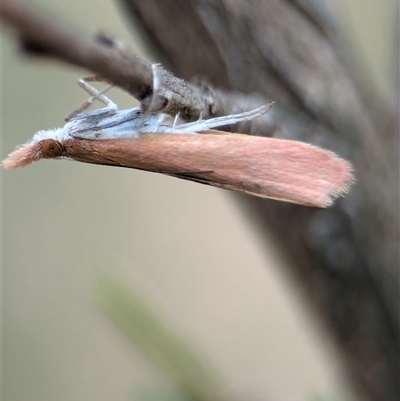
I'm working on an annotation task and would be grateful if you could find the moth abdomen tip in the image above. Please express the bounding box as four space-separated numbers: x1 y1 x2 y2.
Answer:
2 142 42 169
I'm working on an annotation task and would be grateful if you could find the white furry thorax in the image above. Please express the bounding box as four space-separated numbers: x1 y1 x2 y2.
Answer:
32 125 73 143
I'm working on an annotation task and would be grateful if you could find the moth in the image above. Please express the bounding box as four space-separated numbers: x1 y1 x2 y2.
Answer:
3 79 354 208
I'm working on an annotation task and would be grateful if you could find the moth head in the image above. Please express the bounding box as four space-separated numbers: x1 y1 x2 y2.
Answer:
41 138 63 158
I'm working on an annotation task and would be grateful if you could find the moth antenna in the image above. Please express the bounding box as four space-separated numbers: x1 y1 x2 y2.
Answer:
77 78 117 109
65 78 116 121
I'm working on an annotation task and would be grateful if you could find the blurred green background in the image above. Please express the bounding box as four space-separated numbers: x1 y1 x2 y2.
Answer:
2 1 396 400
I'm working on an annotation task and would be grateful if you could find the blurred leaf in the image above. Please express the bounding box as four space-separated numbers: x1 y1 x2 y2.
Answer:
97 275 223 401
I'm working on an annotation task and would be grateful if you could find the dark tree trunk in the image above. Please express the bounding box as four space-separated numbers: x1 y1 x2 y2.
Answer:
116 1 399 400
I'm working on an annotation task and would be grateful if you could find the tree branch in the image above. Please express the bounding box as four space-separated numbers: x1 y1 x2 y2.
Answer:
1 0 272 132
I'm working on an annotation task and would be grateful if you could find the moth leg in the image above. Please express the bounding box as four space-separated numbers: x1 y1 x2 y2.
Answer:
169 102 273 133
141 63 168 116
65 78 117 121
171 112 180 130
